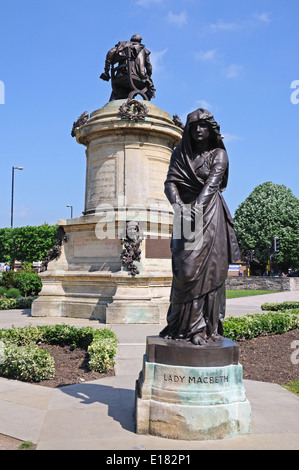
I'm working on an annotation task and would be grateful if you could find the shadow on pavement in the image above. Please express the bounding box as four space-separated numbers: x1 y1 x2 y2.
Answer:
59 382 136 433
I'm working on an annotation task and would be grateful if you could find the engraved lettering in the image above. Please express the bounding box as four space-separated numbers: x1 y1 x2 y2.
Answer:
164 374 186 383
188 375 229 384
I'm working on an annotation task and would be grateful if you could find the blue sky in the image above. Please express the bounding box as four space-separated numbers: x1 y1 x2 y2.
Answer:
0 0 298 228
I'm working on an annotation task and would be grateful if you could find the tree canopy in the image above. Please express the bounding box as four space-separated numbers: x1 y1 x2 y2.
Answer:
0 225 58 264
234 182 299 273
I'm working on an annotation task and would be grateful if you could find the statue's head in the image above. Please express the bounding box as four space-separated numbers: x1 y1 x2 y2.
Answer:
184 108 225 151
126 220 141 241
130 34 142 43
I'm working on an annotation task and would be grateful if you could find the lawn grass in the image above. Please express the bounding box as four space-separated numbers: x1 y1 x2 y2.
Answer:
226 290 280 299
282 381 299 397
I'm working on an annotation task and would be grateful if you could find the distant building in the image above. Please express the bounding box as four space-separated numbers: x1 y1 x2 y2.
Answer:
228 259 247 277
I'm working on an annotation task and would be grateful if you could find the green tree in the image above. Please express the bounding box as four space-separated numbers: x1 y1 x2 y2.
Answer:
234 182 299 273
0 225 58 264
0 228 13 263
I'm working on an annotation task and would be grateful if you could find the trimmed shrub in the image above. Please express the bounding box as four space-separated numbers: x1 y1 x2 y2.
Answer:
88 329 119 372
261 301 299 311
88 337 118 372
15 297 36 309
0 298 17 310
0 297 36 310
14 272 42 297
0 286 7 296
0 343 55 382
223 310 299 341
1 271 18 290
6 288 21 299
0 324 44 346
1 270 42 297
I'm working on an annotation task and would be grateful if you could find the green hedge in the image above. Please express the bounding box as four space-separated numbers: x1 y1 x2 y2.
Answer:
223 309 299 341
261 301 299 311
0 324 118 382
0 297 36 310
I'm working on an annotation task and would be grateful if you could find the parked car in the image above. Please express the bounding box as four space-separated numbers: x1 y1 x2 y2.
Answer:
287 270 299 277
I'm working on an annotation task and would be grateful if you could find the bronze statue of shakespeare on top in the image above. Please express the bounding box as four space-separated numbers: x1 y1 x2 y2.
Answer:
160 109 240 346
100 34 156 101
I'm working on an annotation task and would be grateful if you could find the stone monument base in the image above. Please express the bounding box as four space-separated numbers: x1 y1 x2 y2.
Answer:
31 268 171 324
135 336 251 440
31 100 182 324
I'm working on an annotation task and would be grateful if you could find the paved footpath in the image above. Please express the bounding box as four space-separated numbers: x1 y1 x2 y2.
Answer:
0 291 298 450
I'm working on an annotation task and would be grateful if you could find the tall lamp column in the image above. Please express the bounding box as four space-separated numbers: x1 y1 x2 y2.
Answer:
66 204 73 218
11 166 23 228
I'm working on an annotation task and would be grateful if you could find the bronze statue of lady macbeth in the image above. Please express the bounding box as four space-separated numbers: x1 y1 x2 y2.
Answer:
160 109 240 345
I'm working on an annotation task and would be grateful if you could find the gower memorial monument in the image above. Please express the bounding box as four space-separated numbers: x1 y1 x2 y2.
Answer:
32 35 182 323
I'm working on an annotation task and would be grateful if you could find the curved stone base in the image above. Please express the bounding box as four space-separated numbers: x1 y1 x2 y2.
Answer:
136 395 251 440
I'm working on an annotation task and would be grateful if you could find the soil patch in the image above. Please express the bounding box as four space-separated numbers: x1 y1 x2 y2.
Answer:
0 433 30 451
34 344 114 388
237 329 299 384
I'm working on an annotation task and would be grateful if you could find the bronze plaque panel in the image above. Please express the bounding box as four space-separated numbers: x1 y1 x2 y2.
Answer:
145 237 171 259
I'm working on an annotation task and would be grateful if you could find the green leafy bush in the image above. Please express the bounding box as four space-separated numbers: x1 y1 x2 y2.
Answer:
223 309 299 341
6 288 21 299
0 324 45 346
15 297 36 309
1 270 42 297
88 329 119 372
0 298 17 310
0 324 118 382
88 337 118 372
0 286 7 296
0 297 36 310
0 343 55 382
261 301 299 311
14 272 42 297
40 324 95 349
1 271 18 290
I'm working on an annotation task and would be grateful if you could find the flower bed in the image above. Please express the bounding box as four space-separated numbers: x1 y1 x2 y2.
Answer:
0 324 118 382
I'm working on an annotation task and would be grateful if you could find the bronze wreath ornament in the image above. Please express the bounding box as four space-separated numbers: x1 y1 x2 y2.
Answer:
119 99 148 122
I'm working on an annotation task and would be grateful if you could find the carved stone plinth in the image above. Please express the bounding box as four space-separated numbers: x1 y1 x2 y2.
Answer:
135 336 251 440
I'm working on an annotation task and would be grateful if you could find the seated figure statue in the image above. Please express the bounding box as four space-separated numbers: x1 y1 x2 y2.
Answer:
100 34 156 101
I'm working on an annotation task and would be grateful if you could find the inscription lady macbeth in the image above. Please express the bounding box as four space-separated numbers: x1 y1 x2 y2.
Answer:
163 373 229 384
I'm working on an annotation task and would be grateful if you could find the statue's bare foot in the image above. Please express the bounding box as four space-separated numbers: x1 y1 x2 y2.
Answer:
191 333 207 345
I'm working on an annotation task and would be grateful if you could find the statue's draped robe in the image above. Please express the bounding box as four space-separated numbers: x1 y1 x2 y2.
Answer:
160 111 240 341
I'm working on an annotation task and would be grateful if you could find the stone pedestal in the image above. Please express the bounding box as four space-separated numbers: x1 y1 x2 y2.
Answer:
135 336 251 440
31 100 182 323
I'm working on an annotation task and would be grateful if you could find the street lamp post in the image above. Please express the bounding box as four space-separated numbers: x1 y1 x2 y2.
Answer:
11 166 23 228
66 204 73 218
